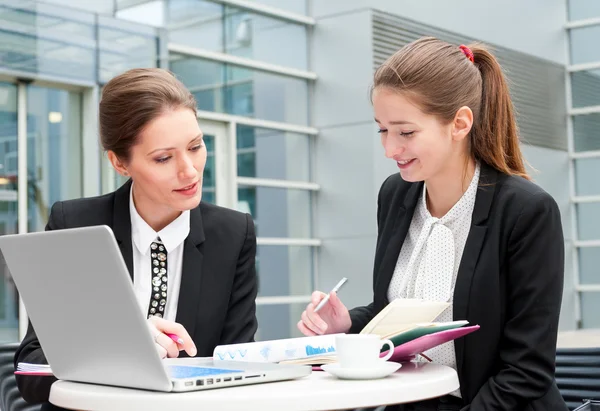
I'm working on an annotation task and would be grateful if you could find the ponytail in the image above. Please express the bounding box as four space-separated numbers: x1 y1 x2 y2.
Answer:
469 45 529 180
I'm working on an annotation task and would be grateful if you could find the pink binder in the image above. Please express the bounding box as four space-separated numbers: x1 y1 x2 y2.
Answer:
381 325 480 362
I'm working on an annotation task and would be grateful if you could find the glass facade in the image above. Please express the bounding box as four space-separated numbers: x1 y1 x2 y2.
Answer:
0 82 19 342
27 86 82 232
569 0 600 21
167 0 308 70
0 2 158 84
238 185 311 237
1 0 316 342
0 1 160 342
201 134 216 205
236 125 311 181
255 302 306 341
568 2 600 328
170 54 309 124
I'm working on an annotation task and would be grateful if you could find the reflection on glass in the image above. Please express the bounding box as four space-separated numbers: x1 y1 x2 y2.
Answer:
575 158 600 196
577 203 600 241
581 293 600 328
238 185 311 238
570 25 600 65
578 247 600 285
0 27 95 81
98 16 158 83
167 0 308 70
171 55 308 125
202 134 216 204
572 70 600 108
233 0 307 16
27 86 82 232
256 303 306 341
573 114 600 152
236 125 310 180
168 0 224 51
256 245 313 297
0 3 158 83
224 5 308 69
568 0 600 21
0 82 19 342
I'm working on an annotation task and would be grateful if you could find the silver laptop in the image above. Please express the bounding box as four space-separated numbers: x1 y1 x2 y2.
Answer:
0 225 311 392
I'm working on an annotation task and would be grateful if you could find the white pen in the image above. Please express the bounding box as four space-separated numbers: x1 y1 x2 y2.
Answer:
314 277 348 312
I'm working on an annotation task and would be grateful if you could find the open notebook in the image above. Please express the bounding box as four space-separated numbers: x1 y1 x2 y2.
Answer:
213 299 480 366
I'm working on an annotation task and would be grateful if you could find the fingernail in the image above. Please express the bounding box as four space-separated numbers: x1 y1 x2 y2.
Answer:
177 338 184 345
191 348 197 357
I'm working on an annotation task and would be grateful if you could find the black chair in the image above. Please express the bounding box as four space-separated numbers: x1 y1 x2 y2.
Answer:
0 343 40 411
556 347 600 410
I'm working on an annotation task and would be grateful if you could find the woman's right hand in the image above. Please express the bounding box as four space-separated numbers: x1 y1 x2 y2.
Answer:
147 316 197 359
297 290 352 336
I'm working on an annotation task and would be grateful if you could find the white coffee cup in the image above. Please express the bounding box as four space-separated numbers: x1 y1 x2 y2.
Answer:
335 334 395 368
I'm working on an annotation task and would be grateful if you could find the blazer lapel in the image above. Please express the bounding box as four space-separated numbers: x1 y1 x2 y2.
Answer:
374 182 422 306
453 163 498 377
112 180 134 280
175 206 206 340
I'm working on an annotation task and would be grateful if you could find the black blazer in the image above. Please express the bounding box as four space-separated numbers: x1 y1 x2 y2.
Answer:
14 180 258 409
349 163 568 410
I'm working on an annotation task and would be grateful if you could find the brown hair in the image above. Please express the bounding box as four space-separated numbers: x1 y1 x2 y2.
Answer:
372 37 529 180
99 68 197 162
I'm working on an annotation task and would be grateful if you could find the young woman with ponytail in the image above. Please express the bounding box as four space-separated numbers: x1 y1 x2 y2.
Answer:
298 37 567 410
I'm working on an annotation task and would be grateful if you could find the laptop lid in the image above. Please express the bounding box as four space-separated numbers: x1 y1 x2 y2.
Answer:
0 225 173 391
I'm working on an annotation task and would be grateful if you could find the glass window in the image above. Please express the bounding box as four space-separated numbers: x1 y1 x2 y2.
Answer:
223 5 308 69
581 292 600 328
167 0 224 52
98 16 158 83
167 0 308 70
570 25 600 65
0 3 96 81
239 0 308 15
569 0 600 21
202 134 216 204
171 55 308 124
238 185 311 238
579 246 600 284
0 82 19 342
256 245 313 297
236 125 311 180
27 86 82 232
575 158 600 196
255 302 306 341
0 3 159 83
573 114 600 152
571 69 600 108
576 203 600 241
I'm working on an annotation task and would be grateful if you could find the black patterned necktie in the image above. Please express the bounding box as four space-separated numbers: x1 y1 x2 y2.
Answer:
147 238 168 319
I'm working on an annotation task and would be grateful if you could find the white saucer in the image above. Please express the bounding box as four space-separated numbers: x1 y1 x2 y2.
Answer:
321 362 401 380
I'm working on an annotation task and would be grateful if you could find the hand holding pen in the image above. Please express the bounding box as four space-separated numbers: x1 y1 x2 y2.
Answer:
297 277 352 336
147 316 197 359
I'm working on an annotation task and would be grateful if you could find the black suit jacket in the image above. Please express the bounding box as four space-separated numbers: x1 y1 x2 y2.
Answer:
350 163 568 410
14 180 258 409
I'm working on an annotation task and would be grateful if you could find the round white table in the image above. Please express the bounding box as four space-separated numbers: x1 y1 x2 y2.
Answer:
50 362 459 411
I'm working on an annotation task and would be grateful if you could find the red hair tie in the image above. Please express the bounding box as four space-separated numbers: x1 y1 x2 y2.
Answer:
459 45 474 63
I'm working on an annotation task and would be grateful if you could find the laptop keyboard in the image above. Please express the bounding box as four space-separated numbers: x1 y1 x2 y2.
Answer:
168 365 243 379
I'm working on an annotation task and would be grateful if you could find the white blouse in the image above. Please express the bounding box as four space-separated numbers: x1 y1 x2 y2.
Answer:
387 163 481 385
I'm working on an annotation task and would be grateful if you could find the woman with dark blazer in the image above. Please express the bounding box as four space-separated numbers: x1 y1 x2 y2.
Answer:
298 37 568 410
14 68 258 410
